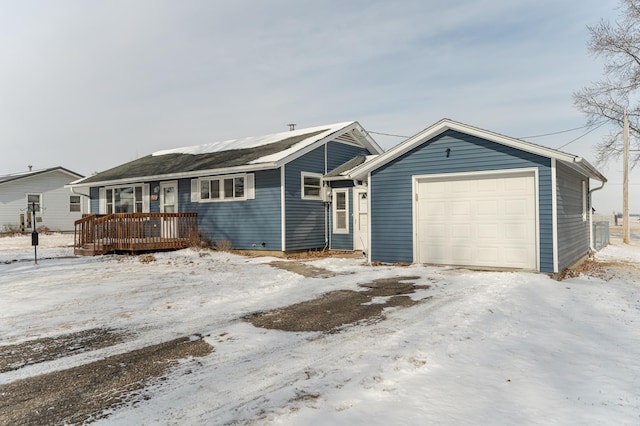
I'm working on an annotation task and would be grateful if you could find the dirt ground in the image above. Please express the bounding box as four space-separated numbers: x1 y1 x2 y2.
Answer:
247 275 430 332
0 334 212 426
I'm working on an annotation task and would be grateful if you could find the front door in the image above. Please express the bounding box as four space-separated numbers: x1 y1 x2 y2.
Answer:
353 187 368 254
160 181 178 213
159 181 178 238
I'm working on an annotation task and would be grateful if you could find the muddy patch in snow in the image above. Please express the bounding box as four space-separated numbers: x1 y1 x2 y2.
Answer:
246 276 430 332
0 335 212 426
269 261 340 278
0 328 127 373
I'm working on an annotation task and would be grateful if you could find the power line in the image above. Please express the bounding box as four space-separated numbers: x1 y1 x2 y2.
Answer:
520 121 606 139
556 121 609 149
366 130 409 138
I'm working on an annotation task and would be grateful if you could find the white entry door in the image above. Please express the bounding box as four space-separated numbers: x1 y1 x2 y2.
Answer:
160 181 178 213
414 170 537 270
159 181 178 238
353 187 368 253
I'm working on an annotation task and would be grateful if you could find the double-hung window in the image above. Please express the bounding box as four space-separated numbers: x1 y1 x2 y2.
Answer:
27 194 41 212
333 189 349 234
70 195 81 212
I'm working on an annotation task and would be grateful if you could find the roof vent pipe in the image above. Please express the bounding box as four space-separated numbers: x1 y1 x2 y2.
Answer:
288 123 296 131
28 165 32 172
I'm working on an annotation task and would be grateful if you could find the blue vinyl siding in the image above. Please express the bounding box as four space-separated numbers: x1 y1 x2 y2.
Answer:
327 141 370 172
370 130 554 272
556 162 590 270
284 146 326 250
90 187 100 213
181 169 282 250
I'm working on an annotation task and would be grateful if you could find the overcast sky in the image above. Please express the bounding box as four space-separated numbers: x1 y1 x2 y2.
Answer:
2 0 634 213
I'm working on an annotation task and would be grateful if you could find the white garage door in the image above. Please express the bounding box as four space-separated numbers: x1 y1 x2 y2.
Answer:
415 171 537 270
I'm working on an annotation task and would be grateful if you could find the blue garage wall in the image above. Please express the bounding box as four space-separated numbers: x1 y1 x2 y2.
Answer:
180 169 282 250
556 162 590 270
370 130 554 272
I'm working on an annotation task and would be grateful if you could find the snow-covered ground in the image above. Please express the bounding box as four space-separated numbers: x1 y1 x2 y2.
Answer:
1 234 640 425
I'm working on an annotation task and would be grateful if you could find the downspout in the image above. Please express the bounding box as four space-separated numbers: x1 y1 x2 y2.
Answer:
589 180 606 251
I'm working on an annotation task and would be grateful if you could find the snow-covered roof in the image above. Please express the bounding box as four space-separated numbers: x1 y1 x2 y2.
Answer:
71 121 382 187
153 122 353 161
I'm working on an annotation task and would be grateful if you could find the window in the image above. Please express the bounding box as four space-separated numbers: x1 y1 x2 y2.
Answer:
197 174 251 202
70 195 81 212
27 194 41 212
104 185 146 213
333 189 349 234
301 172 322 200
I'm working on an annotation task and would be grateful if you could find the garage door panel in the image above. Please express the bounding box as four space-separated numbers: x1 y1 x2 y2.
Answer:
416 172 536 270
452 200 471 216
476 247 499 264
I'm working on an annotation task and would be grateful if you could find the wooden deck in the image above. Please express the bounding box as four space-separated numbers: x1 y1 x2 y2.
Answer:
74 213 198 256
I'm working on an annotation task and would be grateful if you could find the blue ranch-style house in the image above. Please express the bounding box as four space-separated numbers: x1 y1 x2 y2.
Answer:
325 119 607 274
69 118 606 274
69 122 383 255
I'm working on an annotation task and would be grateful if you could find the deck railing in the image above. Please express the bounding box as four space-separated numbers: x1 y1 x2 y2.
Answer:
74 212 198 255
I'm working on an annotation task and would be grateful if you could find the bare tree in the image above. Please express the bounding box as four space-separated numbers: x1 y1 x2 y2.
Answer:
574 0 640 165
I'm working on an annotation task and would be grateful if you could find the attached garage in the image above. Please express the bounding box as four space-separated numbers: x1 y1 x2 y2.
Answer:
331 119 607 274
414 170 537 270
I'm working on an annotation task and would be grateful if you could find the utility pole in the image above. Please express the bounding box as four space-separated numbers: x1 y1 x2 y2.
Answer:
624 109 630 244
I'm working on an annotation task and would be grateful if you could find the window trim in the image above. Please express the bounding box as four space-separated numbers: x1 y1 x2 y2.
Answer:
301 172 323 200
333 188 349 234
103 184 149 214
198 173 249 203
26 193 42 213
69 195 81 212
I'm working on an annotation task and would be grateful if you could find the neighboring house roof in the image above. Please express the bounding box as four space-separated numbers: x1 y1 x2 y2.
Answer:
0 167 83 186
343 118 607 183
71 121 383 187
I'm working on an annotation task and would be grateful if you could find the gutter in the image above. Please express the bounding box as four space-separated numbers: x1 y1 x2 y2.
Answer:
588 180 607 252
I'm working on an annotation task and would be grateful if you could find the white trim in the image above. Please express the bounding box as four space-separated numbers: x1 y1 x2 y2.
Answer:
281 166 286 251
347 119 606 183
581 180 587 222
301 172 323 200
551 158 559 273
367 172 372 264
353 186 368 252
26 193 43 212
412 167 540 271
332 188 349 234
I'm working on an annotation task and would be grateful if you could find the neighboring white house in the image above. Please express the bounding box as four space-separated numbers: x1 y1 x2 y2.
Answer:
0 167 84 233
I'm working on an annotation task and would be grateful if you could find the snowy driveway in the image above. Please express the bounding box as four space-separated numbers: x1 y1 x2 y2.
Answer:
1 234 640 425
